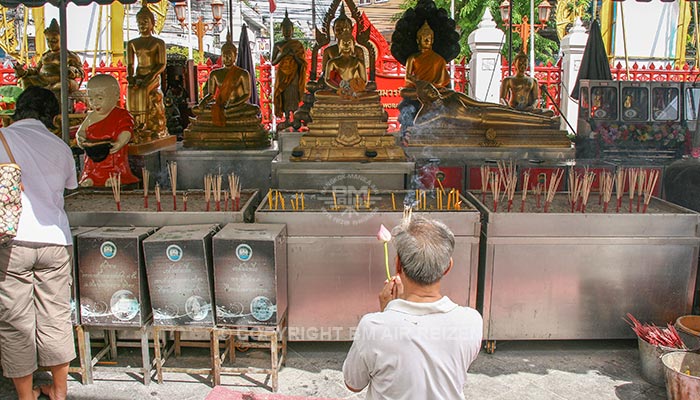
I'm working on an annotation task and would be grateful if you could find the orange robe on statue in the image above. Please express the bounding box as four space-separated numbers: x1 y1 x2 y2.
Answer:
407 49 450 89
79 107 140 186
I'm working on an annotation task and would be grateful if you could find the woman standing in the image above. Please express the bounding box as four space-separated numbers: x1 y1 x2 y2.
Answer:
0 87 78 400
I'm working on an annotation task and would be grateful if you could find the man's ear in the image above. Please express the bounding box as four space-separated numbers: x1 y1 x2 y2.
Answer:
52 115 61 129
443 258 453 276
395 256 402 275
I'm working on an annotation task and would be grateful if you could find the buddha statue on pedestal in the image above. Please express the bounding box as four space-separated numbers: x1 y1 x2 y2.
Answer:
292 30 404 162
14 19 84 101
126 4 168 143
183 35 268 149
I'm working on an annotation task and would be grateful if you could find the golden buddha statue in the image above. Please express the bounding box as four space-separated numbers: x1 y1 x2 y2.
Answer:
126 5 168 143
272 11 307 130
183 36 268 150
321 8 367 81
293 30 404 161
402 21 450 97
500 52 553 116
14 19 84 99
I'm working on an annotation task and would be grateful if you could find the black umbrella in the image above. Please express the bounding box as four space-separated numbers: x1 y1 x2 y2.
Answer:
571 20 612 100
235 23 259 107
0 0 160 144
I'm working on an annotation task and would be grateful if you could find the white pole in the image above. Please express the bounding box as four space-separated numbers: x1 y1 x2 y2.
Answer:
187 0 193 60
270 9 276 131
450 0 455 89
530 0 535 75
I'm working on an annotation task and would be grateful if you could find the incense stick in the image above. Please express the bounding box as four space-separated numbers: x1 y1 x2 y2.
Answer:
205 175 212 212
141 167 149 209
391 192 396 210
628 168 639 213
636 169 646 213
521 170 530 212
580 171 595 213
544 169 564 213
183 192 188 212
155 182 161 212
110 172 121 211
168 162 177 210
642 170 659 214
490 172 501 212
480 165 490 203
214 174 222 211
615 167 625 213
601 172 614 213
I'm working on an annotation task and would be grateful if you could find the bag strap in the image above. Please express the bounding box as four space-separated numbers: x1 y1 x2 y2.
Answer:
0 129 16 164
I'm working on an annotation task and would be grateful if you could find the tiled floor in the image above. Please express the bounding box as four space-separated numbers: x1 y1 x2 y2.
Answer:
0 340 670 399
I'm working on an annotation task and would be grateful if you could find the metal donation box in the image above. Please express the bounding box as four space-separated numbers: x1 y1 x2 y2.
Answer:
143 224 220 326
70 226 97 326
77 227 157 327
212 223 287 327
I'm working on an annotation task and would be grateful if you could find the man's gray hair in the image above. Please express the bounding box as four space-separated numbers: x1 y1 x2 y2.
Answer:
392 216 455 285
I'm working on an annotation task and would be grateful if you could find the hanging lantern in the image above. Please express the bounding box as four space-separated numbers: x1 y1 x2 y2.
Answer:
174 1 187 24
537 0 552 25
499 0 511 24
211 0 224 23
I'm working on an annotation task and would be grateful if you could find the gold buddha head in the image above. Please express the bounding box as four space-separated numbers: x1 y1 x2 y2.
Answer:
136 5 156 35
281 10 294 39
514 51 528 73
338 33 355 56
333 7 353 41
221 34 238 67
44 19 61 52
416 21 434 50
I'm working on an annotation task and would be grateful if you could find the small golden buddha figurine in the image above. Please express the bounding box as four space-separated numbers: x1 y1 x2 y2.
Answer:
272 11 307 130
183 35 267 149
500 52 553 116
13 19 84 99
126 4 168 142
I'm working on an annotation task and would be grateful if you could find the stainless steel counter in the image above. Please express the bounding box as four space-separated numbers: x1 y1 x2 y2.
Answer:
255 190 480 340
467 192 700 347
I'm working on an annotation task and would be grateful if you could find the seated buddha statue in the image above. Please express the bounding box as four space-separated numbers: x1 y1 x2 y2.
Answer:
14 19 84 100
401 21 450 100
320 8 368 83
500 52 554 116
183 35 267 149
315 35 379 102
414 80 560 129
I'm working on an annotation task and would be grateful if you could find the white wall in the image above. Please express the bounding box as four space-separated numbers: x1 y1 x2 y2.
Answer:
611 1 680 66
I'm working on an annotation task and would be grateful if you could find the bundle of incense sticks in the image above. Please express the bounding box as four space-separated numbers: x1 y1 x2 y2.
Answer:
204 174 212 211
544 169 564 213
601 172 614 213
110 172 121 211
214 174 223 211
403 205 413 224
636 170 646 213
642 169 660 214
520 170 530 212
498 161 517 212
168 162 177 210
568 173 583 213
615 168 625 213
155 183 161 212
228 173 241 211
490 172 501 212
580 171 596 213
141 167 149 208
391 192 396 210
627 168 639 213
480 165 490 203
182 192 188 211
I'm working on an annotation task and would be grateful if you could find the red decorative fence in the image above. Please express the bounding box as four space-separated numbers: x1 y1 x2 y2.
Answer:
4 58 700 130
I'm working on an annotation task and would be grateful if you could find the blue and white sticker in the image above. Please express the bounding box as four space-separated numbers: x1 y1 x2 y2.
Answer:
100 241 117 259
235 243 253 262
250 296 275 322
166 244 183 262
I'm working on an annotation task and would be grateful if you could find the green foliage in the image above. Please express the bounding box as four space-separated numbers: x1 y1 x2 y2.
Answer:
400 0 586 64
166 45 205 64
